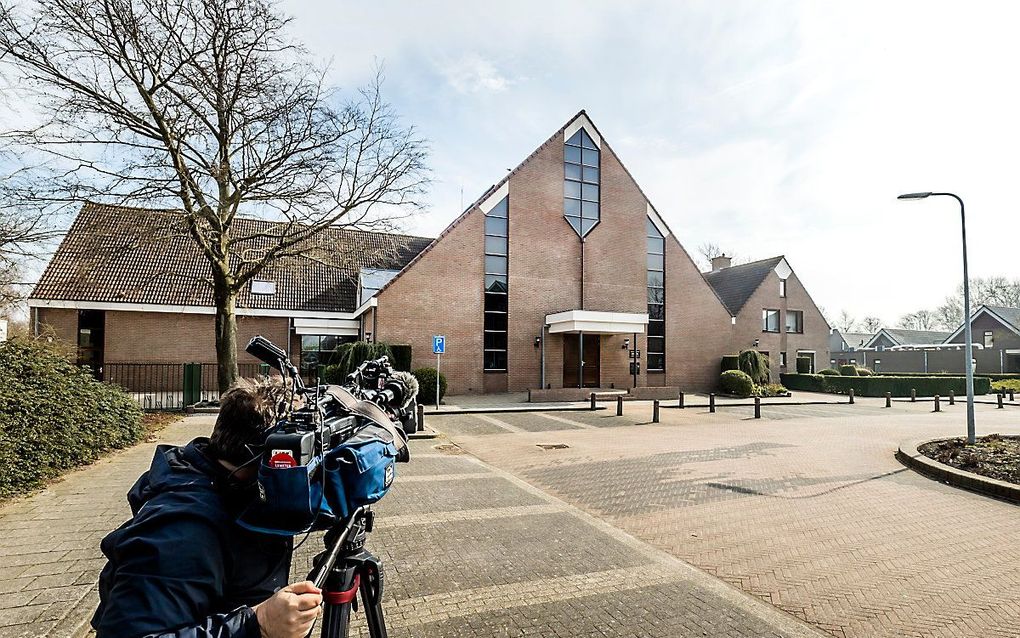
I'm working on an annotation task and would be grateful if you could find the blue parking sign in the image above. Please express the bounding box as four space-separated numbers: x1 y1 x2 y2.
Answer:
433 335 446 354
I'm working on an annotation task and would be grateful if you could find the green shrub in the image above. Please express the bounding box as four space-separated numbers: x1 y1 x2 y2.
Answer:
0 337 144 498
818 368 841 375
856 367 873 376
719 370 754 397
320 341 395 384
992 379 1020 393
839 365 858 376
756 383 789 397
412 367 448 404
720 355 740 373
390 344 413 372
738 350 771 385
779 373 991 397
796 357 812 374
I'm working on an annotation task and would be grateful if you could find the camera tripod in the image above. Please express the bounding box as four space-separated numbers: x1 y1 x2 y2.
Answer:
308 506 388 638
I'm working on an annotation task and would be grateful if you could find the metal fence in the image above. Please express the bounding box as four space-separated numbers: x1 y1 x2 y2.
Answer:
102 362 291 411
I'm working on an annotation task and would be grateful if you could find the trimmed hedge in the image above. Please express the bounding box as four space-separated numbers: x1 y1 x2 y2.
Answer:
876 372 1020 380
839 365 858 376
390 344 413 372
856 367 873 376
720 355 739 373
412 367 448 404
818 368 841 375
780 373 991 397
0 338 144 498
719 370 754 397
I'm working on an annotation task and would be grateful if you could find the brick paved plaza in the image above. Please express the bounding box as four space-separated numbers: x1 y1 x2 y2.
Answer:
0 395 1018 637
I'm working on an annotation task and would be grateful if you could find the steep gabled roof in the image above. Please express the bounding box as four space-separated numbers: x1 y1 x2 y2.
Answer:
942 304 1020 343
702 256 785 315
866 327 951 348
836 331 874 349
30 202 432 313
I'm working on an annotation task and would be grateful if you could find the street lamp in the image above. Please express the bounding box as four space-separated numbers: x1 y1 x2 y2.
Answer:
897 191 976 444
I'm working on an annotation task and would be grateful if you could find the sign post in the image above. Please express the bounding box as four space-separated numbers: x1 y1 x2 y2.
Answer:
432 335 446 409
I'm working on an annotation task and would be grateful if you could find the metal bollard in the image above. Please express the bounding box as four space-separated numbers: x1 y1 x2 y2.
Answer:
911 388 916 402
949 390 955 406
849 388 855 405
590 392 597 411
998 393 1004 409
417 403 425 430
754 396 761 419
617 395 624 416
653 400 660 423
885 392 891 408
1011 390 1015 402
934 395 940 412
678 391 685 409
709 393 716 413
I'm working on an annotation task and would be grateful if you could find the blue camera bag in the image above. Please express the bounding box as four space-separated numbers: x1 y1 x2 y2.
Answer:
238 424 399 536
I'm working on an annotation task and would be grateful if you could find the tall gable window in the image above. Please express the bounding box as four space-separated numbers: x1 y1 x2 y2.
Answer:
564 129 600 237
484 196 509 372
646 218 665 371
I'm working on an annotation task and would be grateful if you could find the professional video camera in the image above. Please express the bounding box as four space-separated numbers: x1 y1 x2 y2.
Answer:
239 335 416 638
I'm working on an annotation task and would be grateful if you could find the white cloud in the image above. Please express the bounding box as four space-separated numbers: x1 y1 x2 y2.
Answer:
437 53 515 94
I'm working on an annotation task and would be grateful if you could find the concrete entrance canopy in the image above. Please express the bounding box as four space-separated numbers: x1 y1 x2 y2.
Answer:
546 310 649 334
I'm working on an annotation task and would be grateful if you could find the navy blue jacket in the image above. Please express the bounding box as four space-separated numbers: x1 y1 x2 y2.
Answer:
92 438 292 638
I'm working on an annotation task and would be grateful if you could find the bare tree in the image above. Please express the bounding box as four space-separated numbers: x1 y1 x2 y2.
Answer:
0 207 61 310
0 0 428 391
861 316 882 333
697 242 740 271
898 310 938 331
835 310 857 333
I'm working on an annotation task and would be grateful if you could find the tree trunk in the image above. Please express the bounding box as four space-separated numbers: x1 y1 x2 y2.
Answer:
214 282 239 394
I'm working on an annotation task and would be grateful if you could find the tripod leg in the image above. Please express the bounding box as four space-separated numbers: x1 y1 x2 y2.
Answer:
359 555 387 638
319 562 360 638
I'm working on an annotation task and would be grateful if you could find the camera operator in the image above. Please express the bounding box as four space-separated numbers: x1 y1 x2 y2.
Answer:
91 378 322 638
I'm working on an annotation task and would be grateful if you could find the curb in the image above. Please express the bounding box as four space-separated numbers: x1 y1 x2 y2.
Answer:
896 438 1020 504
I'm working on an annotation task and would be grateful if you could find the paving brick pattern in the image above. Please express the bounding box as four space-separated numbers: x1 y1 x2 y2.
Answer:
445 398 1020 637
0 413 821 638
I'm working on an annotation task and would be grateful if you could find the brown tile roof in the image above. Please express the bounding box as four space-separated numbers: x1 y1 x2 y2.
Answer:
702 256 786 315
30 202 432 314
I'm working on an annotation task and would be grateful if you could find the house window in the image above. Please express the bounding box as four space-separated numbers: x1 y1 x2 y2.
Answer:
786 310 804 334
564 128 599 237
984 331 994 348
646 218 665 372
251 279 276 295
484 196 509 372
300 335 356 377
874 359 882 373
762 309 780 333
779 279 787 298
780 352 787 367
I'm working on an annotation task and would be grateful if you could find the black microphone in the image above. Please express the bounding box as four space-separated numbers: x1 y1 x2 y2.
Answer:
246 335 289 368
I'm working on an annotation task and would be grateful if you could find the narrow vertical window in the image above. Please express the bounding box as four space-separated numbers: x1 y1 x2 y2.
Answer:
779 279 787 298
484 196 509 372
646 218 665 371
564 129 599 237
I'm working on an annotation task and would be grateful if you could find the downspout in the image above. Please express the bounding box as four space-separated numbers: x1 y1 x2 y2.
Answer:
540 324 547 389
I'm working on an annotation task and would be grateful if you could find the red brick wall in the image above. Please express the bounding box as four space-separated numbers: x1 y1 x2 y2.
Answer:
373 208 486 394
35 308 77 343
733 269 831 379
662 240 736 391
374 120 741 395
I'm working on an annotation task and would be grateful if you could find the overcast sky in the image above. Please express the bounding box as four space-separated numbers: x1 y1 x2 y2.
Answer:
273 0 1019 325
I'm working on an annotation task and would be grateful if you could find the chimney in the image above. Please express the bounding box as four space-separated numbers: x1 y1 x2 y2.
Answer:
711 255 732 272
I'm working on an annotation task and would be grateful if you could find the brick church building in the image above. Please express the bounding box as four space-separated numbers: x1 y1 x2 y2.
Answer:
29 111 830 397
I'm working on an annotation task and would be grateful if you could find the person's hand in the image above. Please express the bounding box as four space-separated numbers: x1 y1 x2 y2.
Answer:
253 581 322 638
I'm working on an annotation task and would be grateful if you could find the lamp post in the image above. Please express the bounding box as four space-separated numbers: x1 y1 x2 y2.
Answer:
897 191 975 444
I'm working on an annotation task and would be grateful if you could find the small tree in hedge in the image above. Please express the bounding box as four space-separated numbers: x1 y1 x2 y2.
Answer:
738 350 771 384
720 370 754 397
839 365 859 376
412 367 448 404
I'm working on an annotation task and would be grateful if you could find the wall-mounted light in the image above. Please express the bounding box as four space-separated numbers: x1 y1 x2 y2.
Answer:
752 338 760 348
365 332 372 342
622 338 630 350
534 336 541 348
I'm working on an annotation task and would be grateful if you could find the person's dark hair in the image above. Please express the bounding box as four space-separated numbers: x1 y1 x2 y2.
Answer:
208 377 288 465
